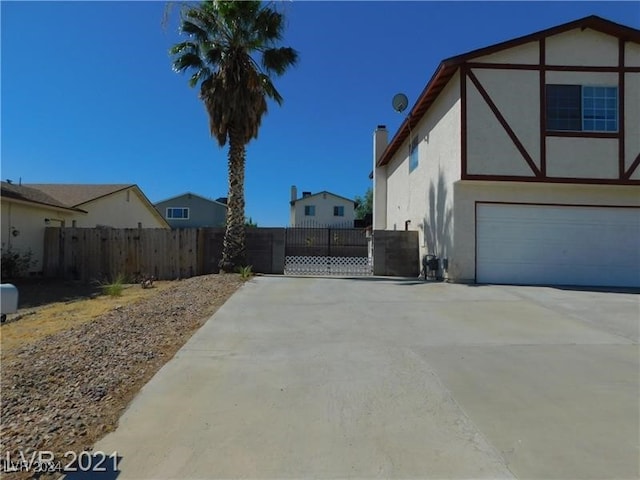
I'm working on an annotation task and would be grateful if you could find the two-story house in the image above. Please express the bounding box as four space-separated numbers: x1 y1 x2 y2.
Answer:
372 15 639 287
290 186 356 228
154 192 227 228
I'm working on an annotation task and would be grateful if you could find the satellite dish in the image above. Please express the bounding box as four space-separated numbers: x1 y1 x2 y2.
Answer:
392 93 409 113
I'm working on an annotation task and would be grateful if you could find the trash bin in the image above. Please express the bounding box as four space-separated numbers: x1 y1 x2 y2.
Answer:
1 283 19 322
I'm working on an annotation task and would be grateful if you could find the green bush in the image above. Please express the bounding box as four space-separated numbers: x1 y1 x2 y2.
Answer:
236 265 253 280
101 273 126 297
1 247 36 278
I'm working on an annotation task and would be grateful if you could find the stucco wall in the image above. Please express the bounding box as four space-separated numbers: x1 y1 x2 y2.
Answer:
627 42 640 67
467 68 540 175
474 40 539 64
546 29 618 67
1 201 75 274
452 182 640 282
292 194 355 227
384 72 461 274
547 138 618 178
155 194 227 228
72 188 167 228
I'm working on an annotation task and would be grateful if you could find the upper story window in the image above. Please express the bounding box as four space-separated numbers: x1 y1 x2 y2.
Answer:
304 205 316 216
409 136 419 172
546 85 618 133
167 207 189 219
333 206 344 217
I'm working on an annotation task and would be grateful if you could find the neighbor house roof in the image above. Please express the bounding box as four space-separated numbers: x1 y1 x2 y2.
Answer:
377 15 640 168
23 183 170 228
154 192 228 208
291 190 356 206
0 181 85 212
26 184 134 207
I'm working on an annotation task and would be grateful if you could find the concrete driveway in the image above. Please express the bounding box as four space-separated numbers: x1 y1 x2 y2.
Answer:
95 277 639 479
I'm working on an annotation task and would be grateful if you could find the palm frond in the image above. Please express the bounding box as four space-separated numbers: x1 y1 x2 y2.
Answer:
172 53 204 73
180 20 210 44
254 8 283 43
261 47 299 76
169 41 198 56
259 74 283 105
189 68 211 88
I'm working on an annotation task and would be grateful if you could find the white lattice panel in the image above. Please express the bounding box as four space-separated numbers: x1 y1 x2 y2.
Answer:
284 256 372 276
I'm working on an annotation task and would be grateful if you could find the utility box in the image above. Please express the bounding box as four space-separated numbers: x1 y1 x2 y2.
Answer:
1 283 19 321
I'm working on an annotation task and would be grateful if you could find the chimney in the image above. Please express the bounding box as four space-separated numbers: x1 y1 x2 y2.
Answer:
302 191 311 198
290 185 297 202
373 125 388 230
374 125 388 165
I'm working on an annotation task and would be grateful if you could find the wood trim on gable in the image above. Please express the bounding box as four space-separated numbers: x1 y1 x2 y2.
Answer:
623 153 640 180
619 38 626 179
467 69 542 177
539 39 547 177
461 64 468 181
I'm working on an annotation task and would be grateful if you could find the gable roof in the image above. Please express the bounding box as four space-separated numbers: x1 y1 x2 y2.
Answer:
377 15 640 168
25 184 134 207
0 181 85 212
154 192 228 208
291 190 356 205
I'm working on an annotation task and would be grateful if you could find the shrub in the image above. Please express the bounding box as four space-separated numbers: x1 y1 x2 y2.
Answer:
237 265 253 280
1 247 36 279
101 274 126 297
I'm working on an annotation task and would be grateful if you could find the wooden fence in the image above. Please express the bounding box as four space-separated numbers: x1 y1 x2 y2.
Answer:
42 227 417 282
44 227 200 282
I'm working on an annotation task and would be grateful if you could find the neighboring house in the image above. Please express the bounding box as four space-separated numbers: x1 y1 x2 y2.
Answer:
372 15 640 287
1 181 85 274
1 182 169 274
290 186 356 227
154 192 227 228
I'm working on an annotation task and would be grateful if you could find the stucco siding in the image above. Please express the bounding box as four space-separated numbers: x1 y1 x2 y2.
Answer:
1 201 74 273
625 72 640 173
626 42 640 67
545 70 617 86
385 73 461 272
546 29 618 66
547 138 618 178
473 40 539 64
452 182 640 282
73 189 166 228
292 194 355 227
467 68 540 175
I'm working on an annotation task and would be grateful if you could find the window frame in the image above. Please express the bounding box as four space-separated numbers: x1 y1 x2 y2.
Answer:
304 205 316 216
409 136 419 173
546 84 618 134
166 207 190 220
333 206 345 217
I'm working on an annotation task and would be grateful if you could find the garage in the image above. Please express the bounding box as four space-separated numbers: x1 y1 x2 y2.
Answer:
476 203 640 287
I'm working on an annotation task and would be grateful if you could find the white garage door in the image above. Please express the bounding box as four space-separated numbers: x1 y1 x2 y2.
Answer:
476 203 640 287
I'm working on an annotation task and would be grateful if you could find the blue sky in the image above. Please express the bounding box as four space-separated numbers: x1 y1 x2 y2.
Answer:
2 1 639 227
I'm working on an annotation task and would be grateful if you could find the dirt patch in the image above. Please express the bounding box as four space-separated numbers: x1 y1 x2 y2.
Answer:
0 273 246 480
5 278 104 310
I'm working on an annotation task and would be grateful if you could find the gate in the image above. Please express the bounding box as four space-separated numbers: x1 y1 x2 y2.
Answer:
284 227 372 275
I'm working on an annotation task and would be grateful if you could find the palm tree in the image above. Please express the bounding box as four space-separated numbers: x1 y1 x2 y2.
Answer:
170 0 298 272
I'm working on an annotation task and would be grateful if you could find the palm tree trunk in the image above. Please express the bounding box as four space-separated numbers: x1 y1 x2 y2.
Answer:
219 127 247 273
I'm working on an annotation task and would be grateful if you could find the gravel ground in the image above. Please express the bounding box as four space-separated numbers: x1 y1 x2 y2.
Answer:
0 273 245 479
